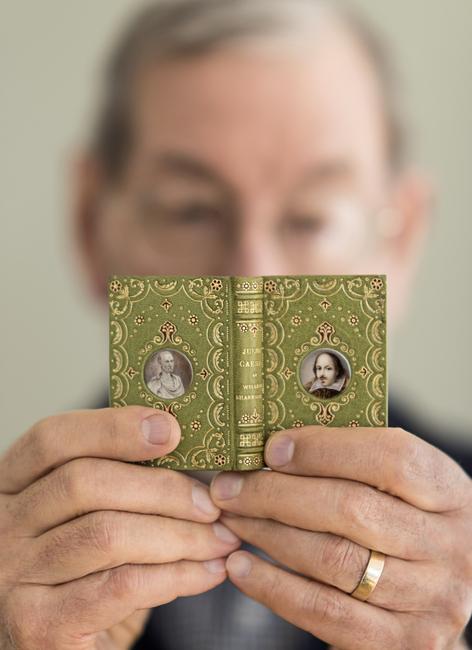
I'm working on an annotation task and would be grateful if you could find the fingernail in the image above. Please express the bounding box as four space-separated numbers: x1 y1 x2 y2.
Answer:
211 473 243 500
192 485 220 517
213 522 240 544
227 552 252 578
141 414 171 444
204 558 227 574
265 435 294 466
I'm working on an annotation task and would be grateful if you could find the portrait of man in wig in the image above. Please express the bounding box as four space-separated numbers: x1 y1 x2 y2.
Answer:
304 350 348 398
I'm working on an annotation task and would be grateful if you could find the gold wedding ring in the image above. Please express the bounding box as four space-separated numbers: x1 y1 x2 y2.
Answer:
350 550 386 601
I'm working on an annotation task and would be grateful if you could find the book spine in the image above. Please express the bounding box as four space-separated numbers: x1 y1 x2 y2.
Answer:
231 277 265 470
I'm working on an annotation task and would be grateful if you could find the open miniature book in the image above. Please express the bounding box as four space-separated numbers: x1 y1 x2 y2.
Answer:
109 275 387 470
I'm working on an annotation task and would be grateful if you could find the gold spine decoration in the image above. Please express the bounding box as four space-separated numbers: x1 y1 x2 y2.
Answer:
232 277 265 470
237 453 264 469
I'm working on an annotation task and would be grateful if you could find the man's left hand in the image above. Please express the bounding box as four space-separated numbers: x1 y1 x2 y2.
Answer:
210 427 472 649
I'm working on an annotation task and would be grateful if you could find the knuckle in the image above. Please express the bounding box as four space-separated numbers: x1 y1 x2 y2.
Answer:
53 457 105 512
164 562 194 598
86 511 121 555
101 564 143 600
28 416 56 465
52 458 89 505
398 448 436 495
449 602 471 634
179 519 216 558
440 579 472 632
29 511 122 580
385 429 460 506
300 585 393 648
412 628 446 650
319 536 366 586
339 483 382 534
29 413 75 469
301 584 346 628
382 428 421 483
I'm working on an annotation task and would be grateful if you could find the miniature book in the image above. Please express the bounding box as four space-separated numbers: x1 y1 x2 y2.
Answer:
109 275 387 470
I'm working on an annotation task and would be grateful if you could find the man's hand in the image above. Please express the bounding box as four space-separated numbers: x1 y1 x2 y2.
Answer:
0 407 240 649
210 427 472 649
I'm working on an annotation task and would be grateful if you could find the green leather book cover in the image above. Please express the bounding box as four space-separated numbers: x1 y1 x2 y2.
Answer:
109 275 387 470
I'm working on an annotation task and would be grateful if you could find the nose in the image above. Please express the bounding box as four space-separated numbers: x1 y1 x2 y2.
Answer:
224 203 290 277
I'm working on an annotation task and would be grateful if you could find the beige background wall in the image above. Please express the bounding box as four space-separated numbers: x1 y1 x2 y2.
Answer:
1 1 471 453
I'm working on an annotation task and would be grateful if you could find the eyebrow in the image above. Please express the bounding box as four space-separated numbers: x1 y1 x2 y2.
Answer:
151 152 235 195
151 151 355 191
298 159 355 188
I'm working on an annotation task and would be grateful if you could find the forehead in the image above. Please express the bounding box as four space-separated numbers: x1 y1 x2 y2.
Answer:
317 353 334 364
129 25 389 197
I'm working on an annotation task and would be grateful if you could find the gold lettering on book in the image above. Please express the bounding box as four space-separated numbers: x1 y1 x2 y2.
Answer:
242 347 261 355
235 394 263 401
233 277 264 464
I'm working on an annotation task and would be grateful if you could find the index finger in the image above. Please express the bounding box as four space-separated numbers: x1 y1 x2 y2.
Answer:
264 426 471 512
0 406 180 493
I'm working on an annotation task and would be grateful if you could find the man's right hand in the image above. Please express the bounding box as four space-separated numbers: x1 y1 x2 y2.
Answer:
0 406 240 649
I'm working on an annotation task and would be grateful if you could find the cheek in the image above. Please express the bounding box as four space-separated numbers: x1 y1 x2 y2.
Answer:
97 209 219 277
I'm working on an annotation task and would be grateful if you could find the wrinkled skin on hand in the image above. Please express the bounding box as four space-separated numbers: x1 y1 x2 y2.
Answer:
0 407 240 649
211 426 472 650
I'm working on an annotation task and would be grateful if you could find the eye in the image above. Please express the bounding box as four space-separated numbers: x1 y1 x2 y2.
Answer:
173 203 222 226
283 213 326 235
138 196 222 226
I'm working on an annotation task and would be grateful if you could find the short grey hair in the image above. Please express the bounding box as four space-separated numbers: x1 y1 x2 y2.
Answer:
90 0 408 182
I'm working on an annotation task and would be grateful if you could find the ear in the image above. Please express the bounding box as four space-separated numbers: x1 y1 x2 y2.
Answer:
380 167 434 326
69 151 109 303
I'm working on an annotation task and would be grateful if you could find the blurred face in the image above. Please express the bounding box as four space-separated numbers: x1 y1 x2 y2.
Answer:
79 20 429 325
315 353 337 386
159 351 174 373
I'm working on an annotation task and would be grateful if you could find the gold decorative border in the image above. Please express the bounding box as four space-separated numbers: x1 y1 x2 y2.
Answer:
109 276 232 469
264 276 386 430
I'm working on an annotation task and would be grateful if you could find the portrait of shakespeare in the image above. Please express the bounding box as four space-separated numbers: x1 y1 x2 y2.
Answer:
304 350 349 399
147 350 186 399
